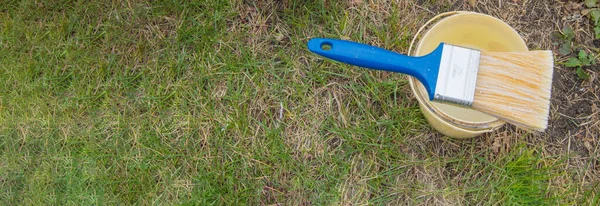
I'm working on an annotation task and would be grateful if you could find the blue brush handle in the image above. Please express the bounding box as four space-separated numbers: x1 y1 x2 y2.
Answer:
307 38 443 100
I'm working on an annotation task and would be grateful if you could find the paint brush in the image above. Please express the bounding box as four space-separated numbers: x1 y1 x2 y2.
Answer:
307 38 554 131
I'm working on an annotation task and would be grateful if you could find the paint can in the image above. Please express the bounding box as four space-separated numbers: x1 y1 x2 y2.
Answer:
408 11 529 138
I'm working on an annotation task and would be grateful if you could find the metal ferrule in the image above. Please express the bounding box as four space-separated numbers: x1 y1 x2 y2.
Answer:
433 44 481 106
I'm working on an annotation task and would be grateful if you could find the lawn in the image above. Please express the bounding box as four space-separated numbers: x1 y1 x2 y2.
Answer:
1 0 599 205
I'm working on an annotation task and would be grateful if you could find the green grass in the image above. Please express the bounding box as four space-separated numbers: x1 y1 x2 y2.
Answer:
0 0 596 205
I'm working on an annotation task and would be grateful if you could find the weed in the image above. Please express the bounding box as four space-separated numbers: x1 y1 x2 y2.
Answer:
553 25 575 55
556 1 600 80
585 0 600 38
564 50 596 79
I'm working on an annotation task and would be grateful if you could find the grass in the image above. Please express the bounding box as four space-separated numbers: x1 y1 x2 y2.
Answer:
0 0 597 205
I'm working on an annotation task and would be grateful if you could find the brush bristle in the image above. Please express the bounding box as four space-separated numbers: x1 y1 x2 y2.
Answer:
471 51 554 132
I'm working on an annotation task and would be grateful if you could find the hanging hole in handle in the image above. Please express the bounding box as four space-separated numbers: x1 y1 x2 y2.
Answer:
320 42 332 50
